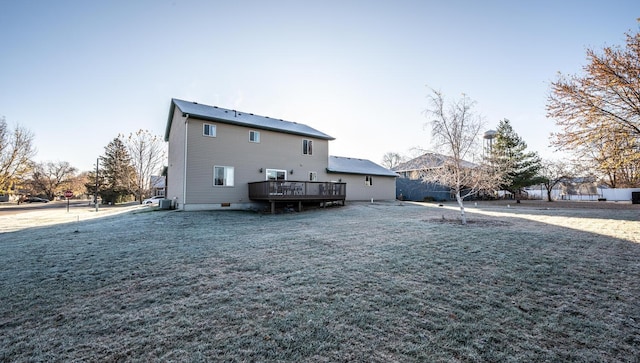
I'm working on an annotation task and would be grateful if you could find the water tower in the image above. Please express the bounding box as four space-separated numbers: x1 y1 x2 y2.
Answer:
483 129 497 155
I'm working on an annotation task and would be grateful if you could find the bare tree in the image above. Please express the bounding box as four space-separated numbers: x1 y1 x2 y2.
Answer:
547 30 640 186
28 161 78 200
68 171 91 198
381 152 404 170
0 117 36 193
586 130 640 187
538 159 572 202
423 89 504 224
122 130 166 203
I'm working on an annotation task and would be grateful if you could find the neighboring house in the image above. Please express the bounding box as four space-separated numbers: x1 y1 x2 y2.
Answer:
392 152 477 201
149 175 166 197
525 177 602 201
164 98 396 211
394 152 477 180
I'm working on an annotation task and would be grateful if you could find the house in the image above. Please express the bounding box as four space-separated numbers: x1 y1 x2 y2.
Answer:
393 152 477 201
164 98 396 211
524 177 602 201
394 152 477 180
327 156 398 201
149 175 166 197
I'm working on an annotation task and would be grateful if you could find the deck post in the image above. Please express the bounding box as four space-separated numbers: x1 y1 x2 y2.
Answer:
298 201 302 212
271 201 275 214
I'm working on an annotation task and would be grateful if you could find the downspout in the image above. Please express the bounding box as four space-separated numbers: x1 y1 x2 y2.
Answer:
182 114 189 208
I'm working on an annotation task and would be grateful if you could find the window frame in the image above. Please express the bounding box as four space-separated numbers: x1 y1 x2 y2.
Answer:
213 165 234 187
302 139 313 155
265 169 287 181
203 123 217 137
365 175 373 186
249 130 260 143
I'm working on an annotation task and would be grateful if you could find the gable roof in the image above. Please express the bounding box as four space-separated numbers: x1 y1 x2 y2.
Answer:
393 152 477 172
165 98 335 141
327 156 398 177
149 175 165 188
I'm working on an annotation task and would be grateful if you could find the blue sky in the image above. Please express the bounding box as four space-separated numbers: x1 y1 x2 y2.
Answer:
1 0 638 172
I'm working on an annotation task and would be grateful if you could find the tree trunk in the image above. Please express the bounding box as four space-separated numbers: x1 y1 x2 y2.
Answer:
546 188 553 202
455 191 467 225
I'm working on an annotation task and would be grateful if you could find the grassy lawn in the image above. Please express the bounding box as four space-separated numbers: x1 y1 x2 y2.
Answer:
1 201 639 361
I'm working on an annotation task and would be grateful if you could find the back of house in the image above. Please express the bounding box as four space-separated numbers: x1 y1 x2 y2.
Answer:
164 99 396 211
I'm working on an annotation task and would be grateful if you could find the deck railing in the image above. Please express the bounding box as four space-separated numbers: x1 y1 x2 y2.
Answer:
248 181 346 201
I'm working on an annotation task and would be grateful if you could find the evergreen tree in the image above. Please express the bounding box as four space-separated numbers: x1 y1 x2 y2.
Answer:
99 138 136 203
489 119 542 198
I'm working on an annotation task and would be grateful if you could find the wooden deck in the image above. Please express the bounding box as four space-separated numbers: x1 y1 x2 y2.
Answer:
248 181 346 213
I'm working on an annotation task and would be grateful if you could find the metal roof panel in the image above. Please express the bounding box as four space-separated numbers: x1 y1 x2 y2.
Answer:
168 98 334 140
328 156 398 177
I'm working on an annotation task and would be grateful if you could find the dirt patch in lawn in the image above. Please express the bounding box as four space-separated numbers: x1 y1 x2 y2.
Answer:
1 201 639 361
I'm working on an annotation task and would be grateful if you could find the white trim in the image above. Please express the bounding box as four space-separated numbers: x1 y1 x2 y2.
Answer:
203 123 217 137
214 165 235 187
265 169 287 181
302 139 313 155
249 130 260 143
182 114 189 206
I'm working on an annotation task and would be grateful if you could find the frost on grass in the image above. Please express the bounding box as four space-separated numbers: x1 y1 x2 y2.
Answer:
1 201 639 362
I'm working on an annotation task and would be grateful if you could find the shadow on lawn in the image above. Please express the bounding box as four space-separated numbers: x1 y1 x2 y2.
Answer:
1 202 639 362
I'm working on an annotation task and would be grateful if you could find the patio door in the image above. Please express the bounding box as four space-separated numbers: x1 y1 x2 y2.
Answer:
266 169 287 181
266 169 287 195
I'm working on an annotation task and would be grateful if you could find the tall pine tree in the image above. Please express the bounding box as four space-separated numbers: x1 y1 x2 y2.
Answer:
99 138 136 203
489 119 542 198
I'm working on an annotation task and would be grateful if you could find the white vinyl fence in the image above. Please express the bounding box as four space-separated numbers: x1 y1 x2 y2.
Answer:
601 188 640 201
525 187 640 202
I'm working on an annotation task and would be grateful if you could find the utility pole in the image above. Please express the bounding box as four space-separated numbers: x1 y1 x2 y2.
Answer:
95 158 99 212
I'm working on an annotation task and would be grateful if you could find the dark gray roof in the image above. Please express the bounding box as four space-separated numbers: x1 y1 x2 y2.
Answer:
327 156 398 177
165 98 334 141
393 152 477 172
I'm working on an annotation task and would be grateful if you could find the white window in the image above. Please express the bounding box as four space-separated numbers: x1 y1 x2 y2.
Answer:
214 166 234 186
203 123 217 137
266 169 287 181
365 175 373 186
266 169 287 195
249 130 260 143
302 139 313 155
309 171 317 181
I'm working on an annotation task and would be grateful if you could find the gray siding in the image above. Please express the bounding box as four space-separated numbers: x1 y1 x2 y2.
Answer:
172 113 330 209
331 173 397 201
166 102 397 210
